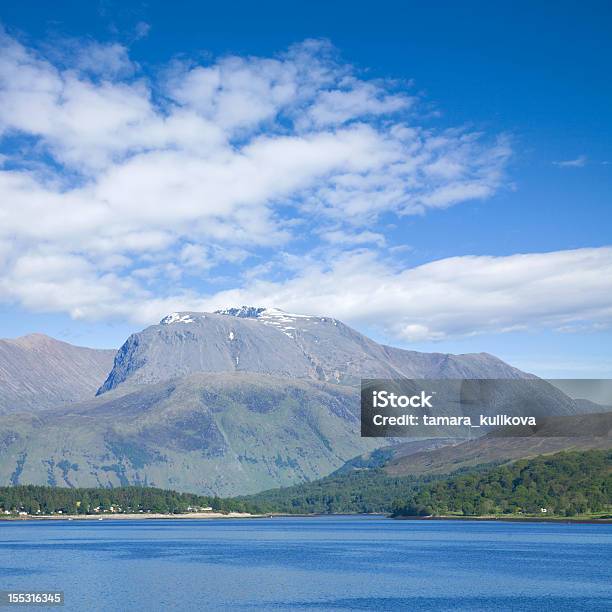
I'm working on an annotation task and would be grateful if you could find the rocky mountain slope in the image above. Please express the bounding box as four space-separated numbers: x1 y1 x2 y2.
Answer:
98 308 526 394
0 334 115 414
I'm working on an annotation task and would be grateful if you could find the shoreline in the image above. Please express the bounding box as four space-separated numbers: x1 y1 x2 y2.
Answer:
393 514 612 524
2 511 611 523
0 511 265 521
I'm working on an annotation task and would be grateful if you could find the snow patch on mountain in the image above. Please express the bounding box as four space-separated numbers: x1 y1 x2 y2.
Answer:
215 306 266 319
215 306 331 338
160 312 201 325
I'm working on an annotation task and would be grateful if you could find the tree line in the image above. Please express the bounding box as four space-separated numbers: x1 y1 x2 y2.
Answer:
2 450 609 518
0 485 258 515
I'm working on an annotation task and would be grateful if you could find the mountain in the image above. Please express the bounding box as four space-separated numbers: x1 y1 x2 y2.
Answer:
0 334 116 414
98 308 527 394
0 372 379 496
0 307 598 495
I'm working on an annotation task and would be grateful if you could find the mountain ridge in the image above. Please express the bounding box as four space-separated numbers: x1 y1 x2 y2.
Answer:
0 333 116 414
97 308 528 395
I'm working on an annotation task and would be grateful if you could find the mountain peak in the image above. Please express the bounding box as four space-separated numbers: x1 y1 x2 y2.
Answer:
159 312 205 325
5 332 59 347
215 306 320 321
215 306 332 336
0 333 116 414
215 306 268 319
159 306 322 326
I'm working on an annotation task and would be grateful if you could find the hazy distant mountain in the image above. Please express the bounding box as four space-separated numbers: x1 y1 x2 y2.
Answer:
0 334 115 414
98 308 526 394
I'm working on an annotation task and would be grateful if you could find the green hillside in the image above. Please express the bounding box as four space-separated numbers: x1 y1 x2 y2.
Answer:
2 451 609 519
0 373 379 496
244 449 611 517
240 463 501 514
241 469 425 514
392 450 612 517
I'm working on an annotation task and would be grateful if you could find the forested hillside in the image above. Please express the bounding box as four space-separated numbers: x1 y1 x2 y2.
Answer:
392 450 612 517
2 451 609 519
242 469 427 514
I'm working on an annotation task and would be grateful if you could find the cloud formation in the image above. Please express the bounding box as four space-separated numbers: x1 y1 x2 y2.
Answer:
197 247 612 341
553 155 587 168
3 28 608 343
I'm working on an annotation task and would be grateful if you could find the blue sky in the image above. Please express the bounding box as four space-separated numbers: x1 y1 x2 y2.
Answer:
0 1 610 377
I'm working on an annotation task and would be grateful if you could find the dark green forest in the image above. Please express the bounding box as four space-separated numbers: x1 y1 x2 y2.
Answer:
392 450 612 517
241 468 437 513
0 485 257 515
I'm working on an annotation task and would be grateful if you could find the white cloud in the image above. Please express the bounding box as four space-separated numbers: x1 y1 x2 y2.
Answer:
0 28 522 332
196 247 612 342
319 230 387 247
553 155 587 168
53 39 137 78
303 79 413 127
133 22 151 41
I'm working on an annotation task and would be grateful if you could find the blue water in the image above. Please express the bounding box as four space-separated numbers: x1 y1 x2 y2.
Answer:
1 516 611 611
